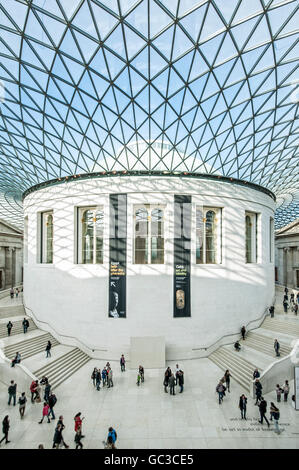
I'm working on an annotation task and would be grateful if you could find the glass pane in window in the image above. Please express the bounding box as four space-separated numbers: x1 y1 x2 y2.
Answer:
95 210 104 264
196 207 204 264
151 208 164 264
135 208 148 264
46 214 53 263
245 215 252 263
205 210 216 264
82 210 94 263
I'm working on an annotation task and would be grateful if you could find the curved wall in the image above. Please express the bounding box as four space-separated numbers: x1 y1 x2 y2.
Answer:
23 176 275 360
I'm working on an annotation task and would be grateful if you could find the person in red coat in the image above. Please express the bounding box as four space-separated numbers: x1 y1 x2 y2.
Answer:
74 412 85 438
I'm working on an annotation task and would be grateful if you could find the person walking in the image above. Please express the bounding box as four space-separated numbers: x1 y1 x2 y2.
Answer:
178 370 184 393
0 416 10 445
276 384 283 402
269 306 275 318
241 326 246 340
258 397 270 427
283 300 288 313
22 318 29 333
10 287 14 299
74 413 85 438
283 380 289 402
48 392 57 420
91 368 97 387
270 403 281 434
102 367 107 386
18 392 27 419
253 368 260 380
169 373 176 395
216 381 225 404
120 354 126 372
75 426 83 449
139 365 144 383
239 394 247 419
52 423 64 449
44 382 51 403
11 351 21 367
38 403 50 424
274 339 280 357
6 321 13 336
8 380 17 406
45 341 52 358
254 379 263 405
107 368 113 388
96 369 101 391
30 380 39 403
104 435 116 449
56 416 69 448
107 427 117 446
224 370 231 393
163 367 171 393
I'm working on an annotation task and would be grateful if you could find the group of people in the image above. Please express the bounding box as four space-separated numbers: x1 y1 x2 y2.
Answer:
7 317 30 337
283 287 299 314
9 287 21 299
91 362 114 390
163 365 184 395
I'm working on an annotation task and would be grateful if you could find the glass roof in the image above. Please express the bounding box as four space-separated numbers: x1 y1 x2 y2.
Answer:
0 0 298 229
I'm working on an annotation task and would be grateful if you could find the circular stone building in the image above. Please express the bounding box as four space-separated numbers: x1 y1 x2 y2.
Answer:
23 153 276 360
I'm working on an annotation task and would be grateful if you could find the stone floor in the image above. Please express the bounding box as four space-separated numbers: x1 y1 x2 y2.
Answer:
0 290 298 449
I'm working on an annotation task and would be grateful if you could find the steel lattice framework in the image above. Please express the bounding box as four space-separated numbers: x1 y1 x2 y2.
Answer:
0 0 298 229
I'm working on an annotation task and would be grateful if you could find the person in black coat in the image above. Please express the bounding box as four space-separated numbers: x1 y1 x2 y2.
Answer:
241 326 246 340
254 379 263 405
178 370 184 393
163 367 171 393
0 416 10 444
6 321 13 336
45 341 52 358
52 424 63 449
239 394 247 419
259 397 270 427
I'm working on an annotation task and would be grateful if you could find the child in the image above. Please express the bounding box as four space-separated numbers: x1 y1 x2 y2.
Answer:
136 372 141 386
38 403 50 423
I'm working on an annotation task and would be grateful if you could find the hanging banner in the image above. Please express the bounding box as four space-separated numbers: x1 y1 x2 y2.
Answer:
173 195 191 318
109 194 127 318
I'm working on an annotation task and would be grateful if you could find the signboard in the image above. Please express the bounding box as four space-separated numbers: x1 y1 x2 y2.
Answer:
295 366 299 410
109 194 127 318
173 195 191 317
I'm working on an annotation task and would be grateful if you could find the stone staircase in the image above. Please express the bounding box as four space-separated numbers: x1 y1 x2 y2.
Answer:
244 331 291 357
4 332 60 360
262 316 299 337
0 319 37 338
209 347 257 392
33 348 91 390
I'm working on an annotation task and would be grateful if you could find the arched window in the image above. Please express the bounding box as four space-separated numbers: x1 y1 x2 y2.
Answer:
41 211 53 263
134 205 165 264
79 207 104 264
196 207 221 264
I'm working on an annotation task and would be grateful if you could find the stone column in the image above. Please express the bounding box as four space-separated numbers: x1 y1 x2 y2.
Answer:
5 247 13 288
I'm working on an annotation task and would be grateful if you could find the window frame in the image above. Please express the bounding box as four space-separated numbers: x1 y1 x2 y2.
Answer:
245 211 258 264
196 206 222 265
77 206 104 265
41 210 53 264
133 203 165 265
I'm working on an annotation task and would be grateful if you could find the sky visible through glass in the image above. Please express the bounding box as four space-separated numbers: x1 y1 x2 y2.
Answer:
0 0 298 228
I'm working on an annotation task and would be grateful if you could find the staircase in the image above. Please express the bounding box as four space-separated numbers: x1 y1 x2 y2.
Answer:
209 347 258 392
244 331 291 357
0 319 37 338
4 332 60 360
262 316 299 337
34 348 91 389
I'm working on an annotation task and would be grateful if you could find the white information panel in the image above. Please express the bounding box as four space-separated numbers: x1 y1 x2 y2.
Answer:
295 367 299 411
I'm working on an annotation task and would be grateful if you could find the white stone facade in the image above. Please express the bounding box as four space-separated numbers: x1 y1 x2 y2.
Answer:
23 176 275 360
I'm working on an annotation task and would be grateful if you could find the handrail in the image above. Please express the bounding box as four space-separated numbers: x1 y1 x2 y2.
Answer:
192 305 271 352
23 303 107 355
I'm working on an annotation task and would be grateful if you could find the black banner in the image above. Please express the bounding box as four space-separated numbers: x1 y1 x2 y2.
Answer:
173 195 191 318
109 194 127 318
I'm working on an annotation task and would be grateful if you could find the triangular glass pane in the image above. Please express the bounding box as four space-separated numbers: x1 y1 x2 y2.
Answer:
130 47 149 79
124 25 147 59
149 1 172 38
91 2 120 40
120 0 139 15
233 0 262 24
274 36 299 63
2 0 28 30
104 49 126 79
168 68 185 95
226 59 246 86
231 17 259 52
172 25 194 60
213 0 239 25
201 73 220 100
150 47 168 78
104 25 126 60
200 4 225 41
159 0 179 17
0 29 21 56
152 26 174 61
215 33 237 66
244 17 271 51
63 56 85 84
73 31 98 63
113 87 131 113
179 4 207 42
135 85 149 114
72 1 98 38
59 29 82 61
125 0 148 38
189 52 209 81
114 67 131 95
267 2 295 36
173 50 194 82
30 42 56 70
200 33 224 66
35 12 66 46
58 0 82 20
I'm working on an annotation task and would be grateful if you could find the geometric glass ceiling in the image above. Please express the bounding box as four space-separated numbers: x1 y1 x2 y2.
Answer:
0 0 298 229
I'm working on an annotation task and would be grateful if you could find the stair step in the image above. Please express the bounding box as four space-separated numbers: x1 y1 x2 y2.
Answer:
0 319 38 338
45 353 90 385
209 354 250 392
51 356 91 390
4 333 60 359
33 348 83 375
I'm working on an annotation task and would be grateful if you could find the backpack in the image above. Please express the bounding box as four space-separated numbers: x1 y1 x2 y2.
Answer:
274 411 280 420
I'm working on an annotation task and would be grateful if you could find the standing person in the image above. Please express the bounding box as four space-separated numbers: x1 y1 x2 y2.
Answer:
52 424 63 449
120 354 126 372
56 416 69 448
241 326 246 340
276 384 283 402
0 416 10 444
253 368 260 380
48 392 57 420
44 382 51 403
91 368 97 387
104 435 116 449
269 306 275 318
175 364 180 385
15 287 19 298
10 287 14 299
163 367 171 393
38 403 50 424
274 339 280 357
136 370 141 386
11 351 21 367
30 380 39 403
258 397 270 427
107 427 117 446
284 286 288 296
283 380 289 402
139 365 144 383
270 403 281 434
74 413 85 438
107 368 113 388
169 373 176 396
178 370 184 393
216 381 225 404
18 392 27 419
224 370 231 393
102 367 107 386
254 379 263 405
45 341 52 358
75 426 83 449
8 380 17 406
22 317 29 333
283 299 288 313
294 303 298 315
96 369 101 391
239 394 247 420
6 321 13 336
